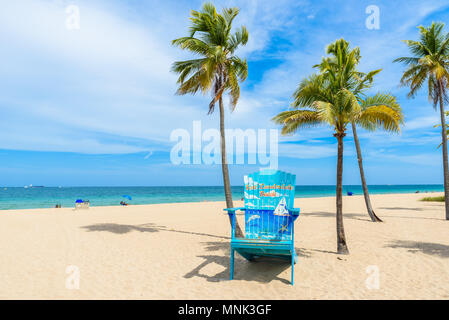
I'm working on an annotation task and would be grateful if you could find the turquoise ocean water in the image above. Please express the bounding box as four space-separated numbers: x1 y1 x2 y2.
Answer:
0 185 444 210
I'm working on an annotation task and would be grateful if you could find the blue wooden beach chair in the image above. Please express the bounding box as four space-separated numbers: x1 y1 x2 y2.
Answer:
224 169 300 285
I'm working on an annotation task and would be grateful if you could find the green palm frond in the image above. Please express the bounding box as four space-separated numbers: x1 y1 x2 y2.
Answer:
222 7 239 32
171 37 212 56
226 66 240 110
313 101 335 124
393 56 420 65
360 93 402 112
171 58 206 84
229 56 248 81
395 22 449 107
272 110 323 135
175 69 210 95
228 26 249 53
171 2 248 114
292 74 333 108
358 105 401 132
274 38 403 138
356 93 403 132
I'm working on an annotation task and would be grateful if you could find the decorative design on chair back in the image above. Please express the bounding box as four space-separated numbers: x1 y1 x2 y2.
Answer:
243 169 296 240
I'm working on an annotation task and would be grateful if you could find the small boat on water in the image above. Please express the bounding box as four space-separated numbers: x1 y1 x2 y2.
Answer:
24 184 44 189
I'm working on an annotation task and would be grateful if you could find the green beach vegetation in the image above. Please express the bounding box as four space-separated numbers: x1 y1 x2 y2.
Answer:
394 22 449 221
171 3 248 237
420 195 445 202
273 39 402 254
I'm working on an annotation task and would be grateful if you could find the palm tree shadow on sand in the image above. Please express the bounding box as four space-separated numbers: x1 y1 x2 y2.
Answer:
81 223 229 240
386 240 449 258
81 223 161 234
302 211 370 222
375 205 446 221
378 207 424 211
183 241 312 284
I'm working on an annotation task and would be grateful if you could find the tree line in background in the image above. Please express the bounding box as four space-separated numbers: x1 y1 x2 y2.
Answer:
171 3 449 254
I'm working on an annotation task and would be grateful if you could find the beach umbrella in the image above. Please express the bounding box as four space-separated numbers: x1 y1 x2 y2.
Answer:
122 195 132 201
75 199 83 203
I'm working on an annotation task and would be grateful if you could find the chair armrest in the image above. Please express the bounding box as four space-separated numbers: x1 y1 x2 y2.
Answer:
224 208 245 239
223 207 245 214
288 208 300 216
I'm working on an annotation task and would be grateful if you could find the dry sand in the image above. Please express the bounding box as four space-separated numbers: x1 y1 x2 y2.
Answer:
0 192 448 299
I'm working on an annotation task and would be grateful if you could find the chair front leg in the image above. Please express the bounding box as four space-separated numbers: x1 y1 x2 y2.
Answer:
230 248 235 280
291 253 294 285
231 213 236 239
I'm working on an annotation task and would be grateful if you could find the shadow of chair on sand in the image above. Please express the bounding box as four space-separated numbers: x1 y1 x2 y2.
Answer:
386 240 449 258
183 241 312 284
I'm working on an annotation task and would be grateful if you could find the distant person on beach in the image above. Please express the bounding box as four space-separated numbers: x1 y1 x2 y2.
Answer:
120 201 128 206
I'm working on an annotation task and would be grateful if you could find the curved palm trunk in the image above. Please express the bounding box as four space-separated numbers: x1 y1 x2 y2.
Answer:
438 79 449 221
219 96 243 237
335 132 349 254
351 122 382 222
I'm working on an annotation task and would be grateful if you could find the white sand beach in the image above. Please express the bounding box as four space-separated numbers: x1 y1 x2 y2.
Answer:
0 192 448 299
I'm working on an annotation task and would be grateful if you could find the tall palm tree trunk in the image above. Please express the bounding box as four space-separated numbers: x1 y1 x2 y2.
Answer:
219 96 243 237
335 132 349 254
351 122 382 222
438 79 449 221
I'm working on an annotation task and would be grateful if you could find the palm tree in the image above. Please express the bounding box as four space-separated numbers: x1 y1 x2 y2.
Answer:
315 44 403 222
394 22 449 220
171 3 248 236
273 39 402 254
351 95 403 222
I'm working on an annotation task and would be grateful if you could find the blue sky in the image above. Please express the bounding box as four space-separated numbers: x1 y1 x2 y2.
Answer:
1 0 449 186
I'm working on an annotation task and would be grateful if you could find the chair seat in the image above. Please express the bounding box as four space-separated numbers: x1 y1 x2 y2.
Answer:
231 238 296 262
231 238 292 246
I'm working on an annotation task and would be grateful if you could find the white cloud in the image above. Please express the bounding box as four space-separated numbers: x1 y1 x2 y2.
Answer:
403 115 440 131
0 0 213 153
366 150 441 166
278 143 336 159
1 1 175 78
1 0 448 160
